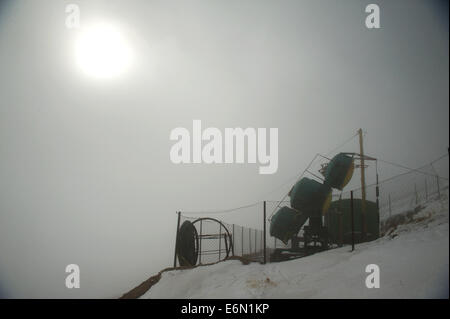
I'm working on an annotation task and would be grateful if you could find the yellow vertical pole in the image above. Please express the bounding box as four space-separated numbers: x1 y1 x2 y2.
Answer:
358 128 367 238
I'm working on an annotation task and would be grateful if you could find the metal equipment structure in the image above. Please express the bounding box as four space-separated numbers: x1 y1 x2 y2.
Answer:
173 129 387 265
175 217 233 267
269 151 380 262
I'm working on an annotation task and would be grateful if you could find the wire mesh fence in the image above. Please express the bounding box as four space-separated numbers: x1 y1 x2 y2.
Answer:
231 224 264 261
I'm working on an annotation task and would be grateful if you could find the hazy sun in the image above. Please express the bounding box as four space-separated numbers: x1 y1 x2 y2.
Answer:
75 23 132 79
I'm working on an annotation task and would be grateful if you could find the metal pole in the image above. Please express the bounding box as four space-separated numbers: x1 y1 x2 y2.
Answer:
376 167 380 238
358 128 367 238
199 219 203 264
224 234 229 259
351 191 355 252
376 160 380 211
173 211 181 268
263 201 267 264
339 194 343 246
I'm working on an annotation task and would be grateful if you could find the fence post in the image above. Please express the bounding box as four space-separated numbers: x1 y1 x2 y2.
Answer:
376 184 380 238
173 211 181 268
263 201 267 264
351 191 355 252
199 219 203 264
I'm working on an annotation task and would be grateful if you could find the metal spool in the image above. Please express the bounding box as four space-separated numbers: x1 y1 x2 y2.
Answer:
177 221 200 266
177 218 233 267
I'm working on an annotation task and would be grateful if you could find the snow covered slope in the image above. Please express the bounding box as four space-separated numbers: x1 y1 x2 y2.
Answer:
142 191 449 299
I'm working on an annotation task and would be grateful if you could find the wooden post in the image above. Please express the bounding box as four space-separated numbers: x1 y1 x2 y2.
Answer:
351 191 355 252
263 201 267 264
173 211 181 268
358 128 367 238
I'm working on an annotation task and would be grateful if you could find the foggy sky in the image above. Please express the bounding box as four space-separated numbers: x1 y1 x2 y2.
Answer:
0 0 448 298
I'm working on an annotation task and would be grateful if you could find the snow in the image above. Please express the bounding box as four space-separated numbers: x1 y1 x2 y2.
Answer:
142 191 449 299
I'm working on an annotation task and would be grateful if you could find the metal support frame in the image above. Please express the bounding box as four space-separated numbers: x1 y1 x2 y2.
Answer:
173 211 181 267
218 223 222 260
199 219 203 264
350 191 355 252
263 201 267 264
192 217 233 264
358 128 367 239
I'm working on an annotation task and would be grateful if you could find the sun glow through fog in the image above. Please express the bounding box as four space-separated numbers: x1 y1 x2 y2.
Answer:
75 23 133 79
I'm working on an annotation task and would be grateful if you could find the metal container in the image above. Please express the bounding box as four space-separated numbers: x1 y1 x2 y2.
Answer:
270 206 309 244
324 153 354 190
289 177 332 215
325 199 379 244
